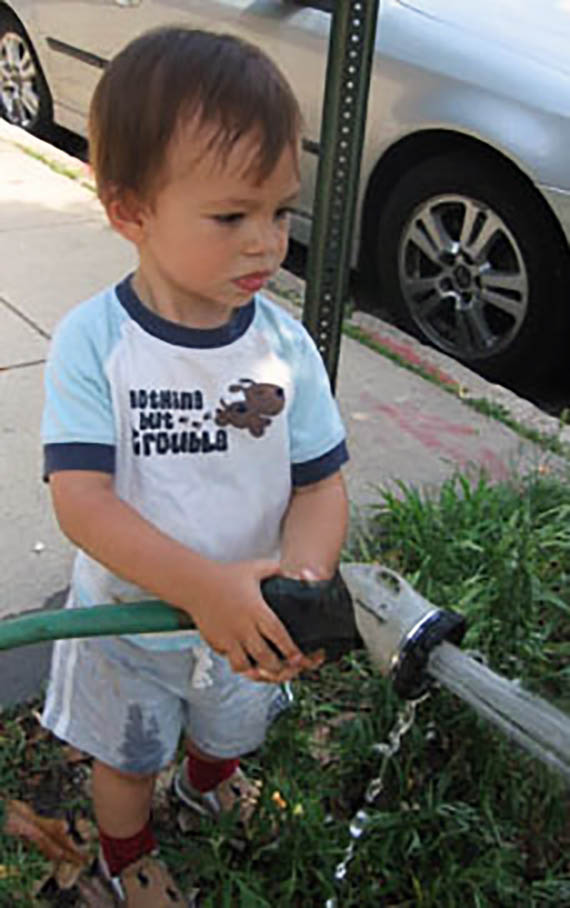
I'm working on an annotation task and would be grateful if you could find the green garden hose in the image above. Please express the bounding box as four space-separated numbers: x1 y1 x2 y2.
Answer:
0 602 194 651
0 573 359 659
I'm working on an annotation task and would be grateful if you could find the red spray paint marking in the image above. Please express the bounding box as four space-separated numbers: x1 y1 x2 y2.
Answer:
360 394 510 481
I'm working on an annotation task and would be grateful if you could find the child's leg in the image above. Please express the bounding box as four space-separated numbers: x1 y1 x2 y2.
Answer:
184 738 240 794
42 636 188 876
176 739 257 827
174 647 293 823
92 760 156 837
93 761 159 880
40 636 195 902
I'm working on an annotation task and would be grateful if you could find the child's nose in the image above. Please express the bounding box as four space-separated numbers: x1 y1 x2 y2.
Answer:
244 219 284 257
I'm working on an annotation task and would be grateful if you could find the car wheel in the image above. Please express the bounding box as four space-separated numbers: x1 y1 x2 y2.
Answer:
0 11 52 134
374 151 568 379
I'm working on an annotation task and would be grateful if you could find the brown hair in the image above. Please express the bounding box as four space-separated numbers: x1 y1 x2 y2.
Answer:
88 27 302 202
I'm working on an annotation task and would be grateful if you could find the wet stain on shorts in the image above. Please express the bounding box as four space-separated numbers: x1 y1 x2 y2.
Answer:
118 703 165 773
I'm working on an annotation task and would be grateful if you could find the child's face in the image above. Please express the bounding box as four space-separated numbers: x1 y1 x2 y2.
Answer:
130 123 301 324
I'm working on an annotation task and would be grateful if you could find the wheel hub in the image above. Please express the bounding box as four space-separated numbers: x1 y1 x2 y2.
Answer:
453 263 472 290
399 194 529 362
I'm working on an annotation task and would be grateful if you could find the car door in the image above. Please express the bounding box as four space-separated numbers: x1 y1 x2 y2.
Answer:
34 0 330 231
34 0 201 130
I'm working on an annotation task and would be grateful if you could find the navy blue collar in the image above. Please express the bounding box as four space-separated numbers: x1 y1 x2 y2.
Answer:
115 275 255 348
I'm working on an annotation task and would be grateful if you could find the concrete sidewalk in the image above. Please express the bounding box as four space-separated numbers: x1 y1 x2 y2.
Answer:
1 118 568 639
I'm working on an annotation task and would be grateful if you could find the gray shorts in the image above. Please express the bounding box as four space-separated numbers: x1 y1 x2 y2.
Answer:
41 635 292 774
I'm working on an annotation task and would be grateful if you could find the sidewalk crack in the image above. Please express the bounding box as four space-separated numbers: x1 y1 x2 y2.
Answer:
0 358 46 373
0 294 51 340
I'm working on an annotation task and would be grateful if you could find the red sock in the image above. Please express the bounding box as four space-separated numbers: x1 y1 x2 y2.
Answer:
99 820 157 877
186 750 240 793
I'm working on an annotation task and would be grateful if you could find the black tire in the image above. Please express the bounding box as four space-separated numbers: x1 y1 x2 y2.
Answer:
0 9 53 135
373 151 569 380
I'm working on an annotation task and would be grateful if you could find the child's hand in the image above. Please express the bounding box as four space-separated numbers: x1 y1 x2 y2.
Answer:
189 559 315 682
279 564 332 583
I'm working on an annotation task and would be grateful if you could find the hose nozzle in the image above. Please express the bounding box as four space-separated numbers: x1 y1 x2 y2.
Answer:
341 564 466 699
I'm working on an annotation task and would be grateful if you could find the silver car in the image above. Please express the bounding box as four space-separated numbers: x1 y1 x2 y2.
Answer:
2 0 570 378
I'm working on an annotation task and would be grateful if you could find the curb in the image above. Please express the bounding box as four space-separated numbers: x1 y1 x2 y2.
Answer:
348 311 569 445
3 119 568 452
0 119 93 188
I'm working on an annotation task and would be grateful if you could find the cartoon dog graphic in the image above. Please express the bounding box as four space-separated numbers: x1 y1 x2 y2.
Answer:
215 378 285 437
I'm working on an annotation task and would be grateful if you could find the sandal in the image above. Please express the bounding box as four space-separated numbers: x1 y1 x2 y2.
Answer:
99 851 186 907
173 758 262 829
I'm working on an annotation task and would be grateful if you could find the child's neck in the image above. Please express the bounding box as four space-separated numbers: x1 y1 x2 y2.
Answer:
131 268 235 330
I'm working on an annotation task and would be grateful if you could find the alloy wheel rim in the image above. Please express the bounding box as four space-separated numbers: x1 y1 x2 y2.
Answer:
0 31 40 128
398 194 529 362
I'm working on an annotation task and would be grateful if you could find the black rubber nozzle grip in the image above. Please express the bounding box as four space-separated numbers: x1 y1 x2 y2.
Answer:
260 571 362 663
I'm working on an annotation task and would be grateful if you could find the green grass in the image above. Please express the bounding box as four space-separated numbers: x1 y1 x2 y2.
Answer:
0 471 569 905
17 144 94 193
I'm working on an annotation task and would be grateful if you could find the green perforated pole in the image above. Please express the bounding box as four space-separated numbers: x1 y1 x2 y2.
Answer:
303 0 380 391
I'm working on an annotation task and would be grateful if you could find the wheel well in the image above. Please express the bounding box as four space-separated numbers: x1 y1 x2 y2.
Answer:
357 129 569 278
0 3 26 29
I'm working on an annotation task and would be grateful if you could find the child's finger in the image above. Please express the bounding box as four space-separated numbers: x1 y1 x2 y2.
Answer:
226 642 253 675
280 566 321 582
305 648 325 669
244 664 300 684
257 609 303 667
244 635 284 675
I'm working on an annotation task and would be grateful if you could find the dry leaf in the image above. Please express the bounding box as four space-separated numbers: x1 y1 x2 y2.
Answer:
26 727 49 746
55 859 86 890
55 817 97 889
63 745 90 764
75 875 116 907
32 868 54 897
4 800 93 867
308 711 359 766
307 724 333 765
327 710 359 728
154 764 175 806
176 805 201 834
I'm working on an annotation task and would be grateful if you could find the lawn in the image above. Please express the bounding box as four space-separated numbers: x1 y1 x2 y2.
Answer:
0 471 568 906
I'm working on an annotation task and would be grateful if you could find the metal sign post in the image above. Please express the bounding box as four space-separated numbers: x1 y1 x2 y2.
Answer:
302 0 380 391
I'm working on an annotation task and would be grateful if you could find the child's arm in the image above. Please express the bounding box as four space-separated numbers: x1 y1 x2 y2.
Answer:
239 471 348 681
50 470 311 680
279 470 349 581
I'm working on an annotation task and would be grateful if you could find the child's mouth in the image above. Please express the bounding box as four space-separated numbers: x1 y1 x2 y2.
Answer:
233 271 271 292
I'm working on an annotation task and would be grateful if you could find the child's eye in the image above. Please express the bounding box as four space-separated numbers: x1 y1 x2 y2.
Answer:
275 207 294 221
213 213 244 225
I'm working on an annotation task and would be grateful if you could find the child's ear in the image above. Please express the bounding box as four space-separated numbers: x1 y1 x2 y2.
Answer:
104 188 148 244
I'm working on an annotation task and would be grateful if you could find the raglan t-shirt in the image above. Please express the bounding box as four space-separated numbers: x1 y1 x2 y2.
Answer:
42 277 349 650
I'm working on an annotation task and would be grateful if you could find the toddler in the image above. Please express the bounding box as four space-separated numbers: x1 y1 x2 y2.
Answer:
41 26 349 906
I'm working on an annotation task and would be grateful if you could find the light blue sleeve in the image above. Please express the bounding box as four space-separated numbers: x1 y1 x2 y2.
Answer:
288 328 349 485
42 295 119 475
